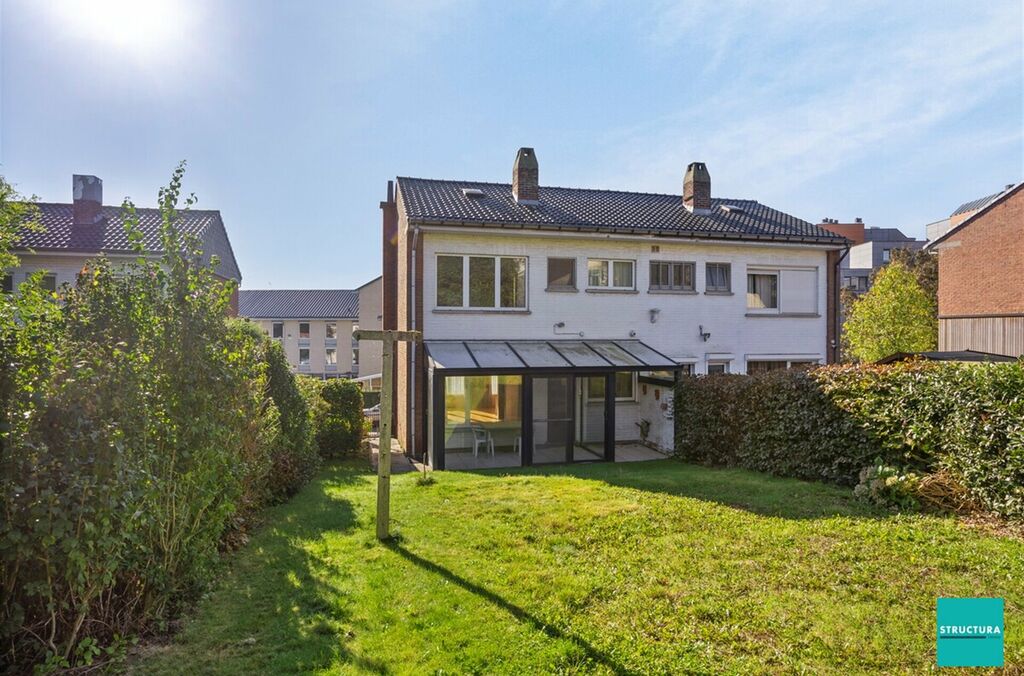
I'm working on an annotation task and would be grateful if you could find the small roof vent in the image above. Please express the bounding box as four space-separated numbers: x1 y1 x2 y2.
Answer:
720 204 745 214
462 188 485 199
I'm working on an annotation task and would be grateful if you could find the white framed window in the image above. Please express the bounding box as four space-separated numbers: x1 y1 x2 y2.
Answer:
707 360 729 374
705 263 731 293
746 272 779 310
649 261 695 291
38 274 57 292
298 348 310 365
299 322 310 339
587 259 634 290
435 254 527 309
272 322 283 339
586 372 636 401
325 347 337 365
882 248 891 263
546 257 576 290
325 322 337 339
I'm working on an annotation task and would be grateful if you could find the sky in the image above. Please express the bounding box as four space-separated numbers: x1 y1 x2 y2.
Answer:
1 0 1021 289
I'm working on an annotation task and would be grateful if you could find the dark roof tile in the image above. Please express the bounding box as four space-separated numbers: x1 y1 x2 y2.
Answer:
15 203 241 281
238 289 358 319
397 178 844 244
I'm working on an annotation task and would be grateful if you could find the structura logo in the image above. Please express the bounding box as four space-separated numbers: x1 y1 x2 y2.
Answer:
936 598 1004 667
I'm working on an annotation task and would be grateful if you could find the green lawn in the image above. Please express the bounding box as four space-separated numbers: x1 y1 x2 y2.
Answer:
133 460 1023 674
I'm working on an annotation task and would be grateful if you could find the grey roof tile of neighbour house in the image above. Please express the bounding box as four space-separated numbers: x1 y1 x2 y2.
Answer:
951 191 1004 217
397 177 845 244
238 289 359 319
16 203 242 281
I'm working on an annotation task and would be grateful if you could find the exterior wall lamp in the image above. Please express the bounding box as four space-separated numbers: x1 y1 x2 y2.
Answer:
699 325 711 342
649 308 660 323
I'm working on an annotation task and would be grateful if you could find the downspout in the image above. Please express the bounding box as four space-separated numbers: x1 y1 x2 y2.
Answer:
410 225 421 458
833 243 850 363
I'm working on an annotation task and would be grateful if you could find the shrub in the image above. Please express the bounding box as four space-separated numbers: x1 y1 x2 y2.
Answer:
315 379 365 458
0 165 318 670
232 321 320 502
674 361 1024 519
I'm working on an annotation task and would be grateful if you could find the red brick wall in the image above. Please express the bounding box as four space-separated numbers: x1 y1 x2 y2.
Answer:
819 222 865 245
938 187 1024 317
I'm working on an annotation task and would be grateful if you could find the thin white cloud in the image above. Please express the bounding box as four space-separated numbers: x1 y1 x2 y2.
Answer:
586 1 1023 201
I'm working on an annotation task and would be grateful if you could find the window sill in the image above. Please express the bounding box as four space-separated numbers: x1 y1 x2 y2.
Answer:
704 290 734 296
648 289 698 295
745 312 821 318
433 308 531 315
545 286 579 293
585 288 639 295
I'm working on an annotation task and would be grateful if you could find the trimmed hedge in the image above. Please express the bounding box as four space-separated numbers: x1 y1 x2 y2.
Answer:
674 362 1024 519
298 377 366 458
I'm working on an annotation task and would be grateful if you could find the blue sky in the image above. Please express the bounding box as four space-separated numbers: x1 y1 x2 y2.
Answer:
1 0 1021 289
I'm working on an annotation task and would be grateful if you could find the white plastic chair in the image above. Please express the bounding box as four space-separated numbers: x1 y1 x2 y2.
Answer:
471 425 495 458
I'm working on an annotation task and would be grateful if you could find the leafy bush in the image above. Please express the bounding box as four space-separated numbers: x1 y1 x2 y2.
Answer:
0 165 317 671
854 465 922 510
233 321 320 502
675 362 1024 519
314 379 365 458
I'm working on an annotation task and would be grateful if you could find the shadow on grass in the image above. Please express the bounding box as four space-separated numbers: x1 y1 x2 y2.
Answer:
385 541 638 676
464 459 885 521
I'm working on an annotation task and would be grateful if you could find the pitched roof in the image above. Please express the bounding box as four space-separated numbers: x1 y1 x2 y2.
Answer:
950 191 1004 217
397 178 845 244
931 182 1024 248
15 203 242 281
237 289 359 319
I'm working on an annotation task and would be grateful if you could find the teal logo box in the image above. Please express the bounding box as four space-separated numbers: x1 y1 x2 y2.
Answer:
936 597 1004 667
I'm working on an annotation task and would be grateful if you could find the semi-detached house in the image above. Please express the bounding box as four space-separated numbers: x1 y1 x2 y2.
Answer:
382 148 848 470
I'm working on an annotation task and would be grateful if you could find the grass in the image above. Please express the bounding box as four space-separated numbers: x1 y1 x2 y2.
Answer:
133 460 1023 674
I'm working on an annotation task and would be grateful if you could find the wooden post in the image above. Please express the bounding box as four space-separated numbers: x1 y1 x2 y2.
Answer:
353 329 421 540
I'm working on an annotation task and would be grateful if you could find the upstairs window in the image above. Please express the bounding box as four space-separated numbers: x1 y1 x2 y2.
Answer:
298 348 310 365
325 322 337 339
882 248 892 263
706 263 731 293
747 273 779 310
299 322 310 339
546 257 576 290
272 322 283 339
650 261 695 291
587 259 634 290
435 254 527 309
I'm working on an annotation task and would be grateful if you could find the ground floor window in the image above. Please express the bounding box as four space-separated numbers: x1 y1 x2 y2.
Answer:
443 375 523 465
586 372 635 401
746 359 820 374
707 361 730 374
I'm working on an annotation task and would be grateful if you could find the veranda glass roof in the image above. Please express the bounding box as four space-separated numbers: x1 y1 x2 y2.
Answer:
425 339 679 373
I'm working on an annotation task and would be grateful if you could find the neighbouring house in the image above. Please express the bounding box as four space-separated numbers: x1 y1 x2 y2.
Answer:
817 218 925 294
382 148 848 470
931 182 1023 357
8 174 242 311
926 183 1019 243
238 276 383 381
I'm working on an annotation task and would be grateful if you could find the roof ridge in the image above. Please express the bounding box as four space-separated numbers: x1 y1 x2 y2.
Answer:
397 176 763 203
29 201 221 214
239 288 358 293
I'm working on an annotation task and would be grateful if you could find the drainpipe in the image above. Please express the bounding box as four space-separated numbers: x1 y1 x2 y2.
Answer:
833 243 850 363
410 225 421 458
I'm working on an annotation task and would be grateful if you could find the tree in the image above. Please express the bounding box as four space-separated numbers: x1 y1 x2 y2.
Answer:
843 261 937 362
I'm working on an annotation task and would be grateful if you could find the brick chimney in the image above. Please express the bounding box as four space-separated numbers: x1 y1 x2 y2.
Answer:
512 147 539 204
683 162 711 213
73 175 104 225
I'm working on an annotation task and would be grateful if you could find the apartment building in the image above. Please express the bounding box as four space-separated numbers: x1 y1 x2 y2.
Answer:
239 276 383 380
382 148 847 470
7 174 242 311
818 218 925 294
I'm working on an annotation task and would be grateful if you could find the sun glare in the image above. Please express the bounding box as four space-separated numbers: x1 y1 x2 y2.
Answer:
45 0 189 60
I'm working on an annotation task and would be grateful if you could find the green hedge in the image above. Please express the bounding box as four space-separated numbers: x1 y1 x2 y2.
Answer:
300 378 365 458
674 362 1024 518
0 167 319 671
